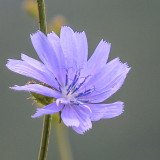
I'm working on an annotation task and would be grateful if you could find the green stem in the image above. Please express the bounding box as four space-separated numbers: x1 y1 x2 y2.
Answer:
37 0 47 34
38 115 52 160
37 0 51 160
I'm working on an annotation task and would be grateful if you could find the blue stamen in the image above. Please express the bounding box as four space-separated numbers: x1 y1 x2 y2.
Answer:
80 100 89 103
67 83 72 92
75 91 91 98
71 71 80 87
66 71 80 94
71 75 90 94
66 89 71 95
84 88 93 94
55 77 62 92
75 92 84 98
70 100 80 105
65 74 68 86
75 87 95 98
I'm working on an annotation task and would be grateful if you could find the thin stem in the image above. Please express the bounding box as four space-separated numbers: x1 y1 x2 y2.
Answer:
38 115 52 160
37 0 51 160
37 0 47 34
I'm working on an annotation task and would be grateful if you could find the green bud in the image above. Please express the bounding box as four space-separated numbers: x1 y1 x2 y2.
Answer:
31 92 55 106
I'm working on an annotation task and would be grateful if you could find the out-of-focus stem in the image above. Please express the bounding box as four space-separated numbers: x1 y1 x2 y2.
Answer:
54 124 73 160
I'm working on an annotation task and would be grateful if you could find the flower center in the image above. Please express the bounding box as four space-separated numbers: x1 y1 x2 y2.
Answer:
62 87 76 102
55 69 95 105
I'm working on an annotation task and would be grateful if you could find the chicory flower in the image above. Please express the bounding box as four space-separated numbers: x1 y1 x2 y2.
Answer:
6 26 130 134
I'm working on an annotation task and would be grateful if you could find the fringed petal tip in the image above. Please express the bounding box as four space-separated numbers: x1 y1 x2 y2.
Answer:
60 26 75 35
48 26 77 36
47 31 59 38
21 53 28 60
72 123 92 134
103 101 125 119
6 58 12 64
31 109 41 118
9 85 18 90
72 129 88 135
88 101 124 121
31 108 48 118
6 59 17 68
112 57 131 75
101 39 111 46
61 25 70 29
30 30 42 38
75 31 86 35
116 58 131 71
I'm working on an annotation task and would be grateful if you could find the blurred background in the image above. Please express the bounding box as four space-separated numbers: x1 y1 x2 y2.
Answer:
0 0 160 159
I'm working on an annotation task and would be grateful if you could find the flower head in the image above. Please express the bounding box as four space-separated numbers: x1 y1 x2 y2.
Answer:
6 26 130 134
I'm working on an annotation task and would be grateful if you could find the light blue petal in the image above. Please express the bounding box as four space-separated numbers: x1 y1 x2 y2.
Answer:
95 62 130 91
30 31 55 66
60 26 78 70
77 57 121 93
21 53 45 71
78 59 130 103
79 67 130 103
88 101 124 121
72 105 92 134
47 31 64 62
61 104 80 127
10 84 61 98
86 40 111 75
30 31 62 80
47 32 66 86
32 102 62 118
74 31 88 69
6 58 59 89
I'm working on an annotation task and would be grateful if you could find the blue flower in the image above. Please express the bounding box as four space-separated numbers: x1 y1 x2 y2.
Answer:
6 26 130 134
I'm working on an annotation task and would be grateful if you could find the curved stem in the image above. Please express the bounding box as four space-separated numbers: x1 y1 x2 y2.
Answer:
38 115 52 160
37 0 51 160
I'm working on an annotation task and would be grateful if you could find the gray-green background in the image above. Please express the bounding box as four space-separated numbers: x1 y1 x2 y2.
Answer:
1 0 160 159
